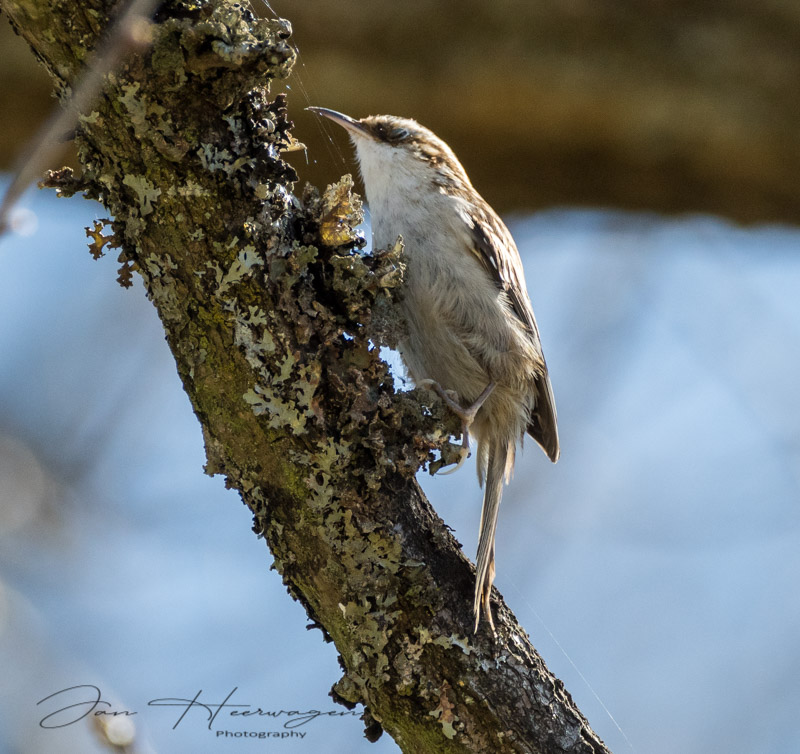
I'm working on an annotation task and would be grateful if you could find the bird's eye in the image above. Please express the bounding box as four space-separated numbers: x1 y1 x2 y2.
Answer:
390 127 409 141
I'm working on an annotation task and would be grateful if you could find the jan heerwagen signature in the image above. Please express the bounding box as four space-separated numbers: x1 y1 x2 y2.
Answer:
37 684 358 731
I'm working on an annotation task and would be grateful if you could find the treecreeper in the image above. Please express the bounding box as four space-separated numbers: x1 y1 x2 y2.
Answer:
309 107 560 632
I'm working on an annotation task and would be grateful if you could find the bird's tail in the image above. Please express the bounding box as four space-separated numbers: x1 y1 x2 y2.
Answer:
474 438 512 632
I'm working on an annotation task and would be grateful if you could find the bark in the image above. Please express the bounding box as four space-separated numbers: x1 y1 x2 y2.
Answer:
1 0 611 751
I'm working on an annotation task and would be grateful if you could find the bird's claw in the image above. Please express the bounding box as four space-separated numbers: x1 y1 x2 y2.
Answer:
436 437 471 475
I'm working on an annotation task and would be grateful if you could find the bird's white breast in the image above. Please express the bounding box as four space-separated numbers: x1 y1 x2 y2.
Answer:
352 135 529 398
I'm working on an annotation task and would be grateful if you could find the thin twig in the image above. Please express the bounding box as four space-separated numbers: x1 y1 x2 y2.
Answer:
0 0 159 236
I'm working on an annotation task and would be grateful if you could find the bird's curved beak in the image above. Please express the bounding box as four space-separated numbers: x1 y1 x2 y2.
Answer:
307 107 372 139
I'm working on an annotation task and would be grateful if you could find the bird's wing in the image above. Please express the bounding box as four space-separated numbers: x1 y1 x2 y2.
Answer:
461 200 560 462
463 200 539 336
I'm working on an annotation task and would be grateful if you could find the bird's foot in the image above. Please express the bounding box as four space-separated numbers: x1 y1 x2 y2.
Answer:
417 380 496 475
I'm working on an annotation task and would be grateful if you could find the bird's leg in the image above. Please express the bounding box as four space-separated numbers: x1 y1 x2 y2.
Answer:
417 380 496 473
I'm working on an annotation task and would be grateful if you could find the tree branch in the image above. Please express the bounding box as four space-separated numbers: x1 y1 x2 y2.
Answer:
2 0 610 750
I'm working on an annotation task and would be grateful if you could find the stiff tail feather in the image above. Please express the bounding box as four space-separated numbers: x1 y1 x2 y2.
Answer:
473 440 511 632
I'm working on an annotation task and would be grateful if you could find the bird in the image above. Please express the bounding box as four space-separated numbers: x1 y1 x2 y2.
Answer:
308 107 559 632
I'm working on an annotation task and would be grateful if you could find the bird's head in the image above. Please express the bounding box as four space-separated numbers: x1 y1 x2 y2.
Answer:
307 107 471 194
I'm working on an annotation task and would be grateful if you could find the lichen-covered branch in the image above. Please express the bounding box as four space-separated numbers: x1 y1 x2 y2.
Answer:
1 0 610 751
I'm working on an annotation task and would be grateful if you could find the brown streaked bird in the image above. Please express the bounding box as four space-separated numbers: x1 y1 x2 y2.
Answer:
309 107 559 632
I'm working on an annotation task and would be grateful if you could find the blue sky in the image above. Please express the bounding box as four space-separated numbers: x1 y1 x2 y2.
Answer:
1 184 798 753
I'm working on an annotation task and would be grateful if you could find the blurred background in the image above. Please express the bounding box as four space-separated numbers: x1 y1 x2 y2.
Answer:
1 1 799 753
